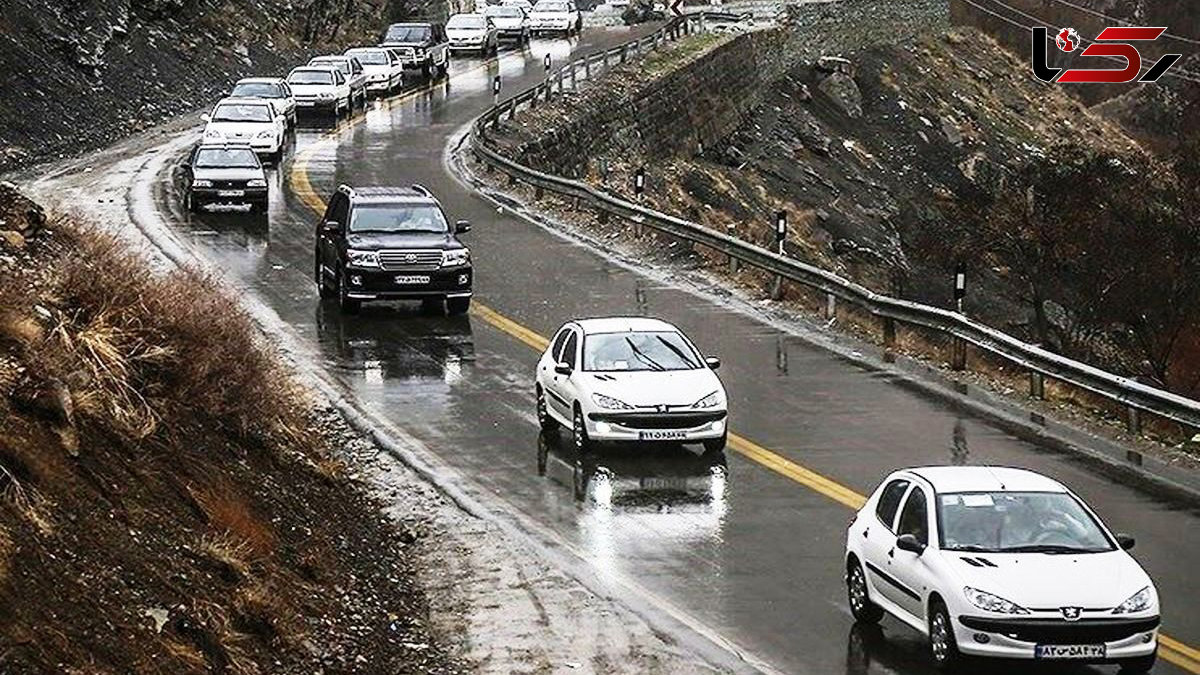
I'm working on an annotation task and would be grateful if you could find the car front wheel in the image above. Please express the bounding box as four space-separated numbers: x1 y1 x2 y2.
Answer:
929 600 962 671
572 406 592 453
1119 653 1157 674
536 386 558 431
847 560 884 624
336 268 361 314
702 430 727 455
447 296 470 315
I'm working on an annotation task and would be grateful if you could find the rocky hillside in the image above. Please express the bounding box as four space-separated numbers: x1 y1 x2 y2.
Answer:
0 0 440 174
0 184 460 673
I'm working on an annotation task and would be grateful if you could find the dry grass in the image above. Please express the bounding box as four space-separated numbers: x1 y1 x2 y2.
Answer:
191 483 276 559
0 522 12 581
200 532 257 583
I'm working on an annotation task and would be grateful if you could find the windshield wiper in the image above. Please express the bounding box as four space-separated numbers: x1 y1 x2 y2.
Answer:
625 337 666 371
655 335 699 368
946 545 1001 553
999 544 1100 554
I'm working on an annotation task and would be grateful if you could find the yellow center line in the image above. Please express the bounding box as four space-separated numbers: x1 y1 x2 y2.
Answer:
284 57 1200 675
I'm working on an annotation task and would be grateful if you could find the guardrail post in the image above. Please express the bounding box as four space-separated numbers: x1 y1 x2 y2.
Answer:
1029 371 1045 400
534 185 544 200
570 62 577 89
620 44 628 63
585 56 592 79
825 293 836 321
770 276 783 300
951 263 967 370
882 317 897 363
1126 406 1142 435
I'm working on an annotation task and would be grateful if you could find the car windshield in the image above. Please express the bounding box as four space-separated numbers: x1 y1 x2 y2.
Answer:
312 58 350 74
348 49 388 65
194 147 259 168
582 331 703 372
939 491 1114 553
534 2 568 10
231 82 282 98
385 25 431 42
211 104 272 123
486 6 523 16
288 70 333 85
448 14 486 28
349 203 449 234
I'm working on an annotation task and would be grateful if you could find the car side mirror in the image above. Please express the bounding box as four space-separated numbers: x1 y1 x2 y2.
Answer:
455 219 472 234
1116 533 1136 550
895 533 926 555
322 220 341 233
705 356 721 370
554 362 572 376
200 113 211 122
181 161 191 170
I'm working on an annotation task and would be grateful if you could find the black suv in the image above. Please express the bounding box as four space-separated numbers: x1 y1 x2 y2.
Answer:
314 184 473 314
380 22 449 78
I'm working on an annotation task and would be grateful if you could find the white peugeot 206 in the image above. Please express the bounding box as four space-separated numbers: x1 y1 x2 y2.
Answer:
845 466 1159 673
535 317 727 454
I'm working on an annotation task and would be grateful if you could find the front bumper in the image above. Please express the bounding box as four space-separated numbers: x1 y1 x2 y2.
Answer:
294 98 339 112
366 79 393 92
496 28 526 40
341 265 473 300
953 614 1159 661
192 187 268 204
585 411 727 442
449 40 487 51
532 22 571 32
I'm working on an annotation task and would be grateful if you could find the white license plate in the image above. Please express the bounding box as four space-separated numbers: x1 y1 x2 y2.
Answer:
1035 644 1106 660
217 190 244 197
638 430 687 441
297 101 316 106
640 477 690 490
394 275 431 285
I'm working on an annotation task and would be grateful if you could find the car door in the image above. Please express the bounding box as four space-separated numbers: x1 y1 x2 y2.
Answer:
318 193 348 279
889 484 934 621
540 326 572 416
861 478 908 603
546 328 580 419
332 70 348 105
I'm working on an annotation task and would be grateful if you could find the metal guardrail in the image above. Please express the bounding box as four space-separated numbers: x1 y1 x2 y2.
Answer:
466 15 1200 432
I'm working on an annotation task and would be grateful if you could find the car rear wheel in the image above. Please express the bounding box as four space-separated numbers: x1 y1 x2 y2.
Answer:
846 560 883 624
1119 653 1157 674
185 191 199 214
929 600 962 671
572 406 592 453
447 296 471 315
316 256 335 299
536 386 558 431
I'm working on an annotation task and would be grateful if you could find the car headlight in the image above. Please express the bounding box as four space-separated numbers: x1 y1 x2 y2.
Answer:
963 587 1030 615
441 248 471 267
593 394 635 410
1112 587 1153 615
204 129 223 139
192 179 213 187
346 249 380 268
693 391 721 409
247 178 267 188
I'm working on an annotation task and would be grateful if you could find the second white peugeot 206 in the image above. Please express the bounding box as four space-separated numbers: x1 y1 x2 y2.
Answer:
845 466 1159 673
535 317 727 453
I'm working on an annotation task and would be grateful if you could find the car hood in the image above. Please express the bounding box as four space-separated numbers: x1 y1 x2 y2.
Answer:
945 549 1154 609
382 40 425 48
289 83 337 95
490 17 525 28
344 231 460 250
193 167 265 181
581 368 724 408
531 10 571 18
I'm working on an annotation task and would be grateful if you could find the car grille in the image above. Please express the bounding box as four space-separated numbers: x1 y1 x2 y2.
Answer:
378 249 442 271
392 47 417 61
207 179 248 189
589 412 726 429
958 616 1160 644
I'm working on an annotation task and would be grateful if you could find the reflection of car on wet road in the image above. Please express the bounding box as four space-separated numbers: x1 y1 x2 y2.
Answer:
314 184 473 315
528 0 582 36
228 77 297 129
200 98 286 160
179 144 268 213
344 47 405 95
380 22 450 78
845 466 1159 673
286 66 352 117
535 317 727 454
485 5 531 45
446 13 500 56
538 431 727 505
308 55 368 108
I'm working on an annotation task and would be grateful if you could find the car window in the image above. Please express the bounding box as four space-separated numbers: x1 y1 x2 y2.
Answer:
874 479 909 530
897 487 929 545
231 82 281 98
333 70 345 85
348 49 389 65
349 58 362 74
486 6 524 16
534 1 569 10
211 103 272 123
385 24 432 42
581 330 703 372
448 14 487 28
288 70 333 85
550 328 571 361
328 194 349 225
194 147 259 168
562 332 579 368
938 491 1115 553
348 203 449 234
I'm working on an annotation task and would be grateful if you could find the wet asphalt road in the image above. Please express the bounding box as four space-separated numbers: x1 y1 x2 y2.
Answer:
154 28 1200 674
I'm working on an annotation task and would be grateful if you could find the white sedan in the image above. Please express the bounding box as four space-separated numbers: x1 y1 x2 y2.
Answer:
535 317 727 453
200 98 285 160
845 466 1159 673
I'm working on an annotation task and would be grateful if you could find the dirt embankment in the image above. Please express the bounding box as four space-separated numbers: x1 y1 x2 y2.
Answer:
0 0 435 175
0 183 461 673
485 0 1200 399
